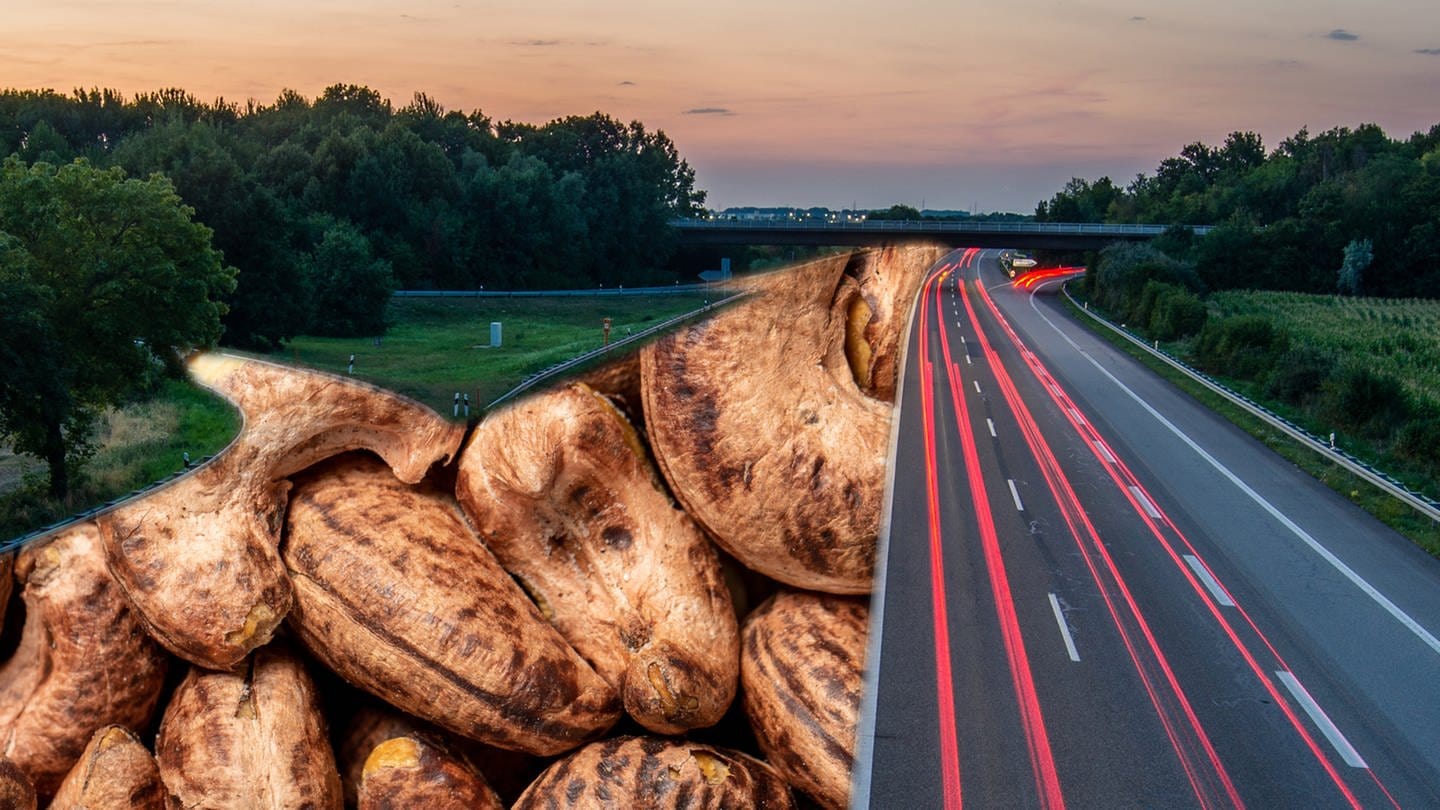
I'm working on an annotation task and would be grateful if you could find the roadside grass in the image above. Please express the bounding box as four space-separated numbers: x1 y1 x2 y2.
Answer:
1061 290 1440 557
254 292 717 416
0 378 240 542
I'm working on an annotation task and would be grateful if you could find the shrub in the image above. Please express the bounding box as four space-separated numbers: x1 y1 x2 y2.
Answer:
1149 284 1208 340
1263 345 1336 406
1195 314 1288 381
1318 364 1412 440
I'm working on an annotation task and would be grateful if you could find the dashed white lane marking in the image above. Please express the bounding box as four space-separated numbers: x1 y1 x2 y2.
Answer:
1028 290 1440 658
1007 479 1025 512
1183 554 1236 607
1093 440 1117 464
1275 670 1368 768
965 354 972 365
1049 593 1081 662
1128 485 1163 520
973 381 982 394
1068 407 1085 424
987 418 997 437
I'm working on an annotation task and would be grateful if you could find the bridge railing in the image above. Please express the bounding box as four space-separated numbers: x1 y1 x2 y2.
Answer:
673 218 1212 237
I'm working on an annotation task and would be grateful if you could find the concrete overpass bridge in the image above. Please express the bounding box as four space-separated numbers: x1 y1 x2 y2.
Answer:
673 218 1211 250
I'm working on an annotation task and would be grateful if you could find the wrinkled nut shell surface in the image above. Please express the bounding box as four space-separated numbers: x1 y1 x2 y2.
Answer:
456 383 739 735
155 645 342 809
513 736 793 809
49 725 165 810
283 454 620 756
0 758 34 810
0 523 167 798
359 735 502 810
640 246 938 593
742 591 867 810
100 353 463 670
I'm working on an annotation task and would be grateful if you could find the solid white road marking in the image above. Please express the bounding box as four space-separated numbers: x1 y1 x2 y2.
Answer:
1007 479 1025 512
1128 485 1163 520
1275 670 1369 768
987 418 997 437
1049 593 1081 662
1027 290 1440 658
1183 554 1236 607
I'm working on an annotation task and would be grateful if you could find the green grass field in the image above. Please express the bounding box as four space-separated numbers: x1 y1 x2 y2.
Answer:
1 378 240 542
264 292 717 417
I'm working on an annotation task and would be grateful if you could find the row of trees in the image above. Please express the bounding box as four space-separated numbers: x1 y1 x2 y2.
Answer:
1039 123 1440 297
0 85 708 348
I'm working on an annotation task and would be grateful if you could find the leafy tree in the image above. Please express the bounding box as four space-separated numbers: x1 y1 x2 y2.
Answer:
302 217 395 336
1338 238 1372 295
0 157 235 498
1036 177 1119 222
867 204 922 221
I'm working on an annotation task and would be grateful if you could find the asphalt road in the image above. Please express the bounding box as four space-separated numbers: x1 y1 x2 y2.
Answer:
853 248 1440 808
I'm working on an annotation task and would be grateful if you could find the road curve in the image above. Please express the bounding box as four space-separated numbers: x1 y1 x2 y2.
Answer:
854 248 1440 808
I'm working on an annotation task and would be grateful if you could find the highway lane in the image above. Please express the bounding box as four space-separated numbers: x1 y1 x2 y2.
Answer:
855 248 1440 807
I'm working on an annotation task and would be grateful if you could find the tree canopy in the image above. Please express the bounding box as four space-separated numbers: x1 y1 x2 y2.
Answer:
0 86 709 348
1039 122 1440 297
0 156 234 498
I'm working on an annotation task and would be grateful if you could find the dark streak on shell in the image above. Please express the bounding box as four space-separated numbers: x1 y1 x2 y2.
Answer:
741 591 867 810
513 736 793 809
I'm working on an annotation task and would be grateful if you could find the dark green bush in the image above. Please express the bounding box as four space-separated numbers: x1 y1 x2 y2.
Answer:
1195 314 1289 381
1149 284 1208 340
1318 364 1412 440
1263 345 1336 406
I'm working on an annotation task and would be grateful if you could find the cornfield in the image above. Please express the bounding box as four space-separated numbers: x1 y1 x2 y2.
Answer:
1211 291 1440 415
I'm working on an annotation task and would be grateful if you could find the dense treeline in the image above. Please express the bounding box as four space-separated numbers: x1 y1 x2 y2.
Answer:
0 85 707 348
1040 122 1440 298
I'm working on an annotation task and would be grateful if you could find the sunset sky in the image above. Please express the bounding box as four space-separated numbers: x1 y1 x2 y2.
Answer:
6 0 1439 212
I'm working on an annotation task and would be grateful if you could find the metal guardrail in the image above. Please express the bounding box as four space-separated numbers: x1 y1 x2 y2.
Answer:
1063 284 1440 524
2 378 248 552
394 284 714 298
487 290 749 410
675 218 1214 237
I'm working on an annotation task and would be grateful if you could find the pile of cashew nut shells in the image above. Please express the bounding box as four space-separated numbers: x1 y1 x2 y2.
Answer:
0 246 941 809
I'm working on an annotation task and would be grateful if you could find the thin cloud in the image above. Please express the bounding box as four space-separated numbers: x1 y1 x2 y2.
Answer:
1325 29 1359 41
618 80 636 86
1129 16 1146 22
683 107 735 116
512 39 561 47
1416 47 1440 55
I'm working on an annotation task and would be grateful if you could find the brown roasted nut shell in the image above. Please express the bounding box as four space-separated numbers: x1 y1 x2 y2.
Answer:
359 734 502 810
338 704 424 809
100 353 463 670
49 726 164 810
742 591 867 809
639 246 938 593
0 523 167 797
283 454 620 756
0 758 35 810
513 736 793 809
155 644 342 808
456 383 739 734
338 702 539 808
